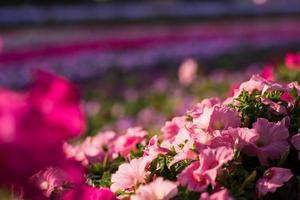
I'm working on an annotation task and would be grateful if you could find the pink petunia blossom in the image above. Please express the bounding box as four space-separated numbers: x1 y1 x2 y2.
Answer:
187 97 221 119
178 58 198 86
161 116 185 142
257 167 293 197
200 189 234 200
110 157 149 193
250 118 289 165
30 167 67 197
178 147 233 192
112 126 147 158
260 65 275 81
291 132 300 159
193 105 240 132
131 177 178 200
285 52 300 70
143 135 169 161
62 185 117 200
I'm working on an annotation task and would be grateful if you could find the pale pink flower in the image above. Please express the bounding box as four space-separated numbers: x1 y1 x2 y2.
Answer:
178 58 198 86
260 97 287 115
161 116 185 142
30 167 67 197
193 105 240 132
110 157 149 192
257 167 293 197
187 97 221 119
200 189 234 200
250 118 289 165
178 147 233 192
112 127 147 158
131 177 178 200
143 135 169 161
291 132 300 159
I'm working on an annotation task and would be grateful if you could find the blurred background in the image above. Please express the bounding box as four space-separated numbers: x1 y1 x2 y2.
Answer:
0 0 300 133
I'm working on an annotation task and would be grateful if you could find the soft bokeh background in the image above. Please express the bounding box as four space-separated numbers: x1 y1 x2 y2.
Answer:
1 0 300 133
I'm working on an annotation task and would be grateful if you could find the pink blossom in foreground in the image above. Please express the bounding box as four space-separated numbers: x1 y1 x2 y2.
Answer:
200 189 234 200
110 157 149 192
291 132 300 159
131 177 178 200
112 126 147 158
256 167 293 197
250 118 289 165
285 52 300 70
178 147 233 192
187 97 221 119
178 58 198 86
62 185 117 200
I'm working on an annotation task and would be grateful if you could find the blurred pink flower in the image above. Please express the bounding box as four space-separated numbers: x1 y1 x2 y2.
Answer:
178 58 198 86
291 132 300 159
260 65 275 81
200 189 234 200
143 135 169 161
257 167 293 197
110 157 149 192
178 147 233 192
250 118 289 165
62 185 117 200
132 177 178 200
285 52 300 70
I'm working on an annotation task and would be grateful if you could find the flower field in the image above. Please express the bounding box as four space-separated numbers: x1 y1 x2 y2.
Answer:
1 50 300 200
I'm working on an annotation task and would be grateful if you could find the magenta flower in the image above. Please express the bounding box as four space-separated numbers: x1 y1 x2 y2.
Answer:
291 132 300 159
260 65 275 81
285 52 300 70
132 177 178 200
251 118 289 165
110 157 149 193
62 185 117 200
200 189 234 200
178 147 233 192
257 167 293 197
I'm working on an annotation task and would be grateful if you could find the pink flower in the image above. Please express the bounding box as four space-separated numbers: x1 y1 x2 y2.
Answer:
260 97 287 115
64 131 117 166
30 167 67 197
110 157 149 192
285 52 300 70
143 135 169 161
193 105 240 132
291 132 300 159
200 189 234 200
260 65 275 81
256 167 293 197
250 118 289 165
112 126 147 158
62 185 117 200
132 177 178 200
178 58 198 86
161 116 185 142
178 147 233 192
187 97 221 119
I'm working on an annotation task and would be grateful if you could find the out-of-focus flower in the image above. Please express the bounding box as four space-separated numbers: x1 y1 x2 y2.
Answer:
256 167 293 197
200 189 234 200
131 177 178 200
178 58 198 86
285 52 300 70
161 116 185 142
260 65 275 81
110 157 149 193
291 132 300 159
62 185 117 200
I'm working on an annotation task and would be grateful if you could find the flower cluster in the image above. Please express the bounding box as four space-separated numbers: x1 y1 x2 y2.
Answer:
2 69 300 200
